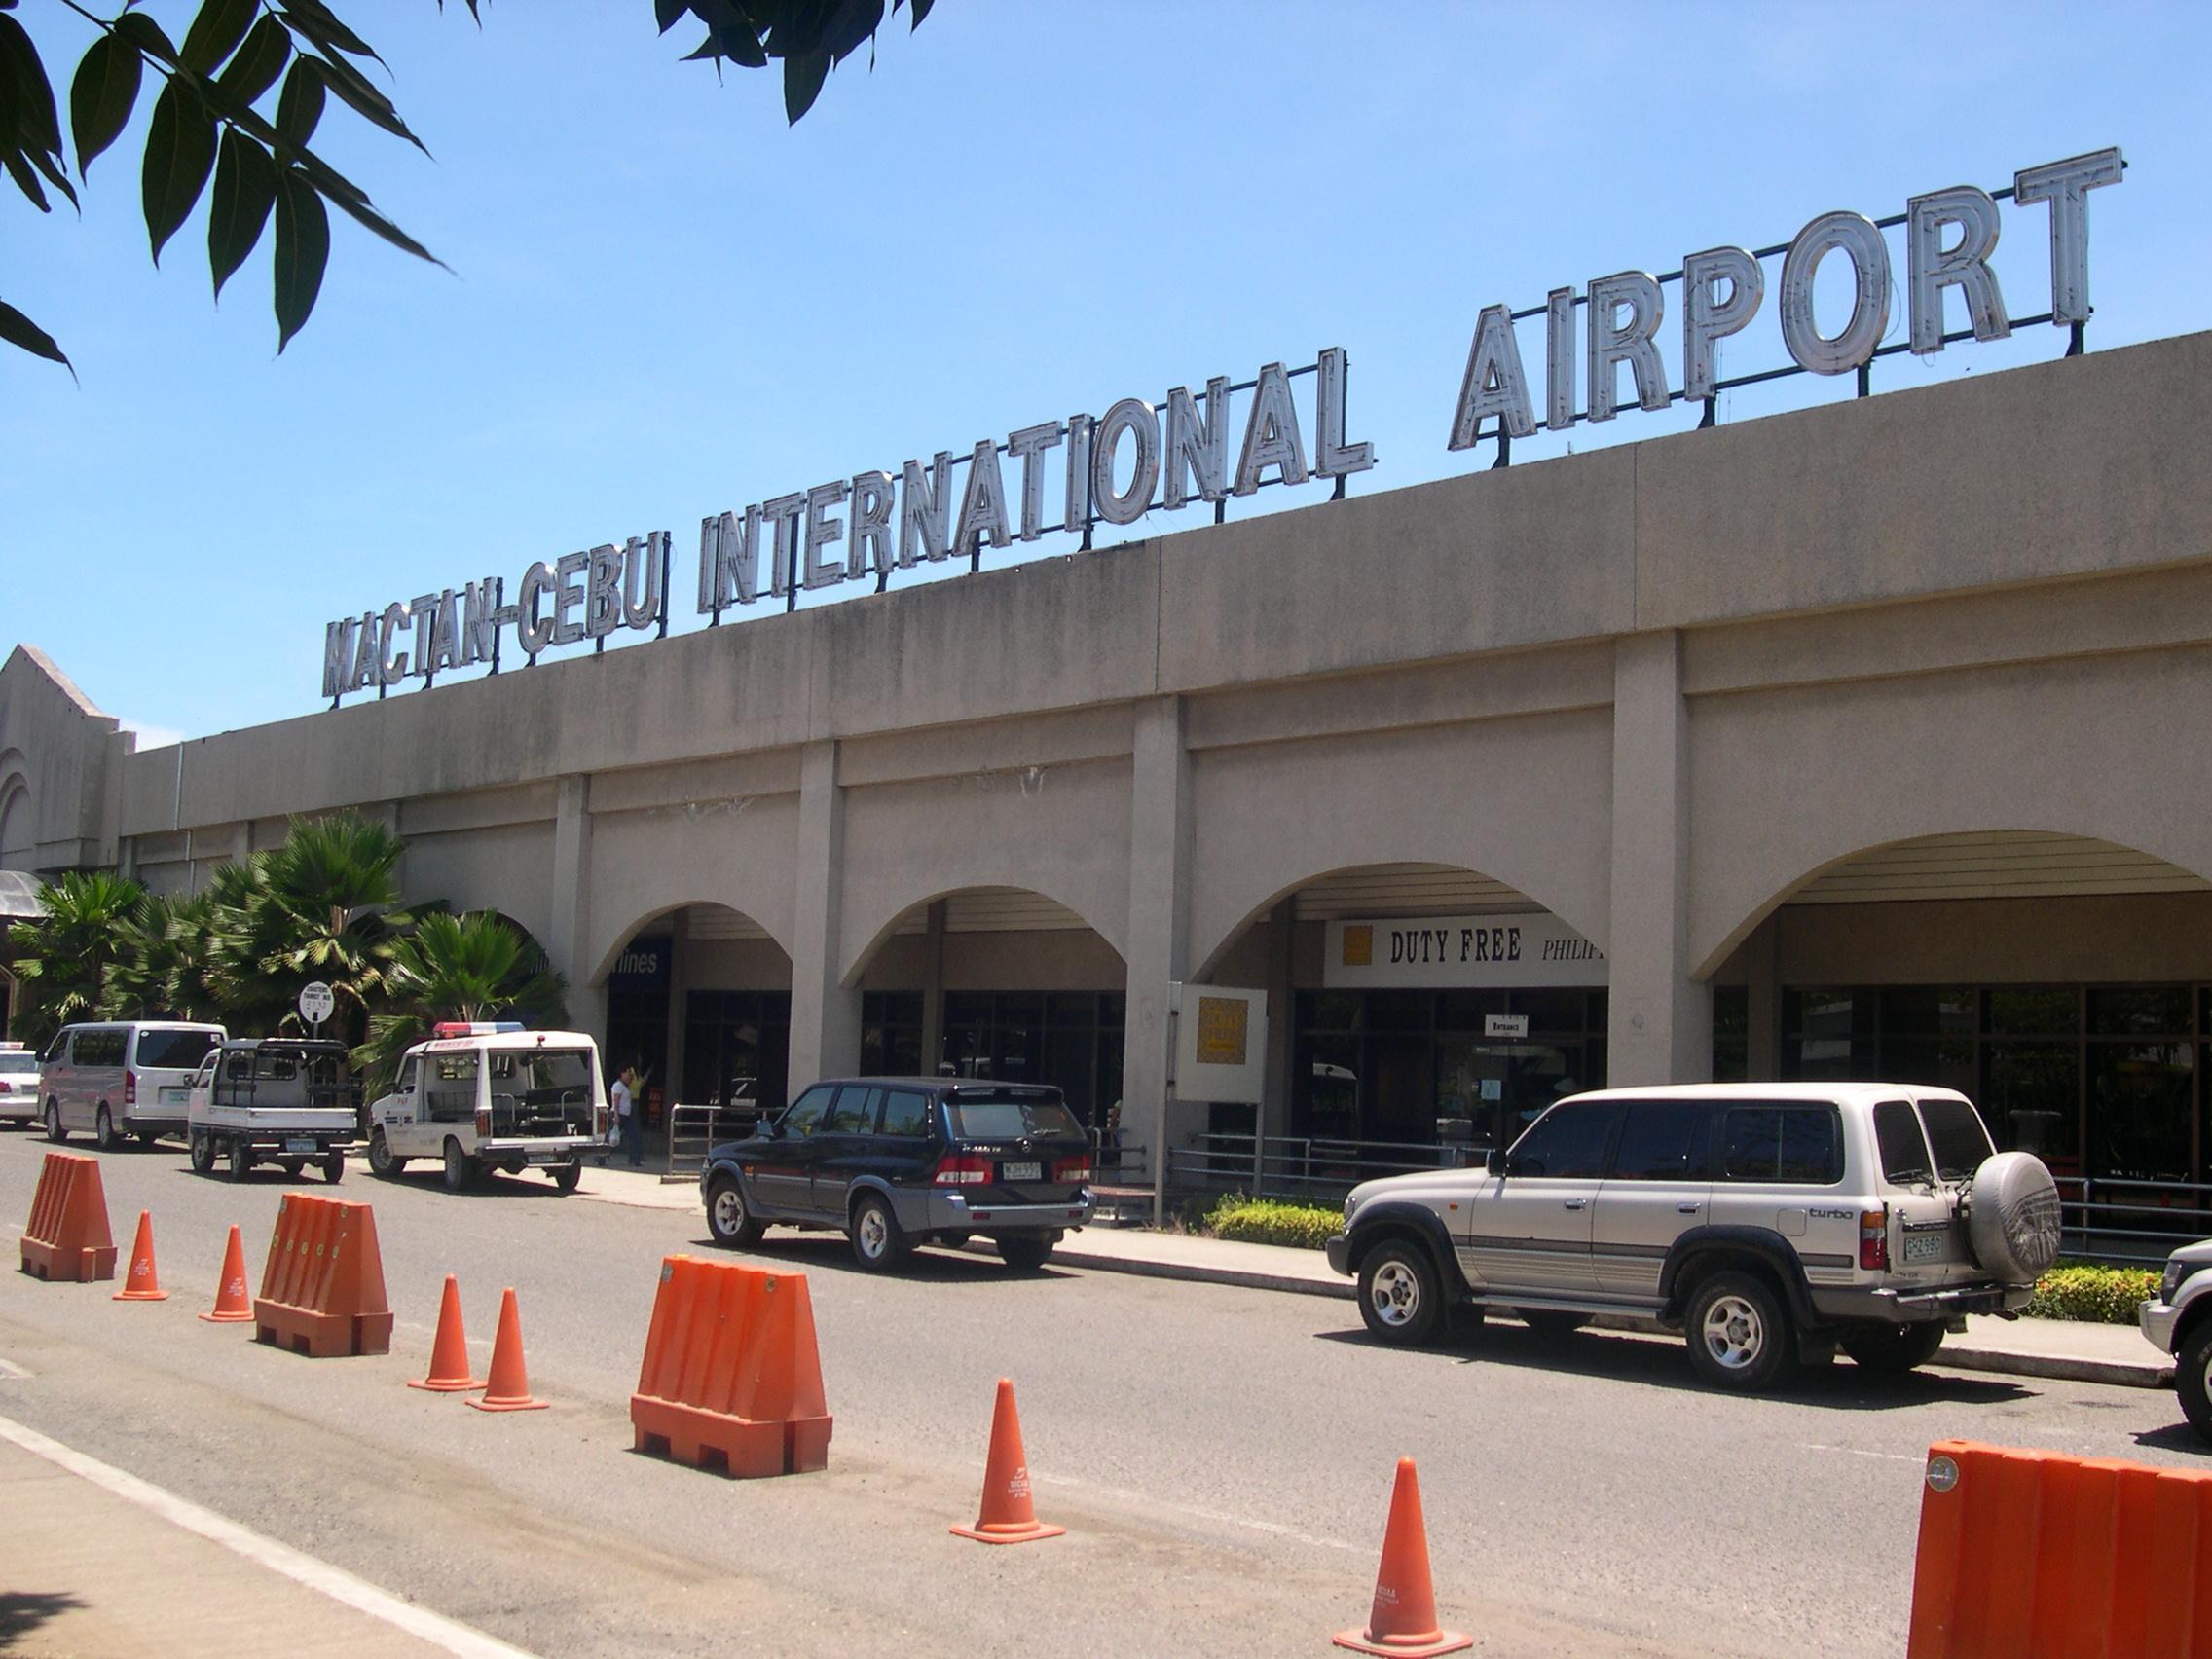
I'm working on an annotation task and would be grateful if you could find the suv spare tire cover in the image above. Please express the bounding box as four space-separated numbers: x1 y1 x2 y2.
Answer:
1967 1151 2063 1283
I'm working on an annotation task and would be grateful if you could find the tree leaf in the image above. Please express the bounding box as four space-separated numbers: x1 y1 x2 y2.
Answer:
180 0 257 76
69 30 141 177
277 0 384 68
301 52 425 155
25 136 74 207
275 56 323 143
3 145 48 211
141 77 218 265
654 0 688 32
782 49 829 124
0 15 62 155
0 297 71 374
272 166 328 352
311 167 440 265
207 127 276 298
908 0 934 27
112 13 182 70
217 16 293 108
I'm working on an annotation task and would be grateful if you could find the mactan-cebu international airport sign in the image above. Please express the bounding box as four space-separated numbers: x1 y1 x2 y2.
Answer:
318 148 2123 706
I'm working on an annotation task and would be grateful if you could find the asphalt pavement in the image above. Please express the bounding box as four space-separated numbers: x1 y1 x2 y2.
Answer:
1 1128 2203 1657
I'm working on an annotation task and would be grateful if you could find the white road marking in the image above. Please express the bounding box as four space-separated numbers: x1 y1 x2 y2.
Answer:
0 1357 29 1380
1032 1470 1364 1553
1798 1441 1923 1464
0 1411 536 1658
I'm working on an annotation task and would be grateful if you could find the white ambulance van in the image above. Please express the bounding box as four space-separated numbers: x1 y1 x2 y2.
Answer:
364 1022 605 1194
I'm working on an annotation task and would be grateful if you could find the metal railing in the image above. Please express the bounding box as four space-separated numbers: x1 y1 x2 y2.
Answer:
662 1095 762 1184
2055 1177 2212 1266
1086 1127 1148 1189
1166 1132 1481 1201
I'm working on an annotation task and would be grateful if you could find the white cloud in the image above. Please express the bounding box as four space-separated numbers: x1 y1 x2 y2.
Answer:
119 719 186 752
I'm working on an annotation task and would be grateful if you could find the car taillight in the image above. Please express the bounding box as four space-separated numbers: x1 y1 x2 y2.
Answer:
932 1154 991 1186
124 1069 136 1106
1051 1157 1091 1184
475 1106 492 1138
1860 1206 1889 1272
0 1081 12 1094
595 1104 608 1137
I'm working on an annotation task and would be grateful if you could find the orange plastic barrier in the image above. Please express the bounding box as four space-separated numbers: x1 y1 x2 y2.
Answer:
1909 1438 2212 1657
253 1194 393 1357
18 1151 117 1282
630 1254 830 1477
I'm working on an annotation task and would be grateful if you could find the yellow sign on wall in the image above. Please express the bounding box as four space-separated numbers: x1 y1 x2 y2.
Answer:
1342 924 1373 967
1195 996 1249 1066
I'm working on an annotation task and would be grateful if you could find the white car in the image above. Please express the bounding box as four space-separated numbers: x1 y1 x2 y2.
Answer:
364 1022 605 1194
39 1020 227 1147
2138 1239 2212 1443
0 1042 39 1124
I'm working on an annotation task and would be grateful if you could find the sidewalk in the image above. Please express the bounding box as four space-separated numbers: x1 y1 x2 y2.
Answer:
571 1162 2176 1389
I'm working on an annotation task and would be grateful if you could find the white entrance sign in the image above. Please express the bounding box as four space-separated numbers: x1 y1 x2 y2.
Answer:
298 981 336 1028
1485 1014 1530 1039
1324 915 1606 989
1170 983 1267 1104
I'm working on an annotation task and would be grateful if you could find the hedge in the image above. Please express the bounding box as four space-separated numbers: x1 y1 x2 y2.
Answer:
2024 1262 2159 1324
1199 1196 1342 1250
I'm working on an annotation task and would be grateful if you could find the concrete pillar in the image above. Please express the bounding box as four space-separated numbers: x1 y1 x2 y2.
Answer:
1120 697 1192 1211
665 904 691 1104
919 899 948 1074
1745 915 1782 1081
1263 898 1295 1137
547 776 592 1015
787 739 862 1103
1605 632 1712 1086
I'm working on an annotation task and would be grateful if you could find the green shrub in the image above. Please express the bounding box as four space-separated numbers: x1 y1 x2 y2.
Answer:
2025 1261 2159 1324
1204 1198 1341 1250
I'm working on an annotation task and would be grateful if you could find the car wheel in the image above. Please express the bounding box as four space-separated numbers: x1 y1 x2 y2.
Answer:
848 1193 907 1271
705 1175 764 1247
2178 1321 2212 1445
321 1151 345 1184
1839 1321 1945 1377
1516 1309 1591 1338
188 1129 215 1175
551 1161 581 1195
94 1106 117 1152
278 1158 306 1179
442 1138 472 1194
1357 1240 1444 1346
367 1127 403 1178
996 1235 1052 1272
43 1101 64 1143
225 1138 251 1182
1685 1271 1794 1391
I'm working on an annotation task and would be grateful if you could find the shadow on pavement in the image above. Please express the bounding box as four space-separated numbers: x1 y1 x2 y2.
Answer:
681 1231 1081 1284
0 1590 85 1644
1311 1317 2037 1409
2130 1421 2206 1456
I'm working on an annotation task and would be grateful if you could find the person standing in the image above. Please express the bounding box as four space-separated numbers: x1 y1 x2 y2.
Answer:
612 1064 641 1167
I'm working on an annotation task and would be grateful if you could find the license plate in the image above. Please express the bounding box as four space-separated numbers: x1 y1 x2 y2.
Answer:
284 1137 317 1154
1001 1161 1041 1182
528 1152 560 1165
1903 1232 1945 1264
160 1088 189 1104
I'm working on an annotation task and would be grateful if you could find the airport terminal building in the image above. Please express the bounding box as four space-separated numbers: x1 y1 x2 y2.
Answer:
7 328 2212 1198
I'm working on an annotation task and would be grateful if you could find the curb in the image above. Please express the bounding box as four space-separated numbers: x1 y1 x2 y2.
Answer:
1934 1346 2173 1391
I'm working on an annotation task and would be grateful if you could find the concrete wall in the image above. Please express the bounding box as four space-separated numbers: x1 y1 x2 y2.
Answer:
7 330 2212 1156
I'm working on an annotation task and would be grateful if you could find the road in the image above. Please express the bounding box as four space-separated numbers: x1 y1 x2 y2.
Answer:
0 1128 2201 1657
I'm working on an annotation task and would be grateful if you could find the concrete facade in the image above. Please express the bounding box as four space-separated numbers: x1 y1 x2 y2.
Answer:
9 330 2212 1167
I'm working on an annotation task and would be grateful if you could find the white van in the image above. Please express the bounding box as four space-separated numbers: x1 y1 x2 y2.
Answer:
364 1022 605 1194
0 1042 41 1124
42 1020 227 1148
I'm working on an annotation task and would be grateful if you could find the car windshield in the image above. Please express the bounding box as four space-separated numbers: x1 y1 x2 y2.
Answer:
946 1093 1082 1142
1916 1097 1996 1182
0 1051 36 1075
136 1029 220 1070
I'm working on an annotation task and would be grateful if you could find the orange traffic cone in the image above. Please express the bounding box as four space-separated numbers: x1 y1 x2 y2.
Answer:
112 1210 169 1302
1334 1458 1471 1657
408 1274 485 1392
467 1288 546 1412
950 1378 1064 1544
199 1225 253 1322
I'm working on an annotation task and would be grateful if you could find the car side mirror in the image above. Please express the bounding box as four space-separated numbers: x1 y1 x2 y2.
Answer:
1486 1149 1508 1177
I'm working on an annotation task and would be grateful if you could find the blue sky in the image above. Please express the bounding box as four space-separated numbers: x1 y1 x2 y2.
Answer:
3 2 2205 747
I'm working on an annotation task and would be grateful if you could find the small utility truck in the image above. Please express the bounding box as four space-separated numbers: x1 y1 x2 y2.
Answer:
187 1038 356 1183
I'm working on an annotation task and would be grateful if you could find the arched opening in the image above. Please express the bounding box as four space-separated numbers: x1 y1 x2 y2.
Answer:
1709 830 2212 1206
0 769 32 871
595 903 794 1121
845 885 1127 1131
1199 861 1608 1159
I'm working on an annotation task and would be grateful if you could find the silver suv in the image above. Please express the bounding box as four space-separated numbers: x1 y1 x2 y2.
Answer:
1325 1083 2061 1390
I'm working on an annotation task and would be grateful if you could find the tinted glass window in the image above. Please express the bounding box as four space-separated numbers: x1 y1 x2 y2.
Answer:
1917 1097 1995 1181
1508 1104 1617 1179
779 1087 832 1136
1721 1107 1842 1184
1609 1102 1714 1181
425 1052 479 1121
137 1029 219 1071
947 1094 1083 1141
879 1088 931 1138
825 1086 878 1135
0 1051 37 1075
1873 1100 1933 1184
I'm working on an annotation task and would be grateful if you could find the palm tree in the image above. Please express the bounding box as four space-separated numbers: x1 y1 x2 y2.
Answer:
214 814 411 1043
104 890 224 1022
354 910 568 1092
6 870 145 1048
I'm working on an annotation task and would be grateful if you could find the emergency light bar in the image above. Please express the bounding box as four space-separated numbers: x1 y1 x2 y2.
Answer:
431 1021 526 1038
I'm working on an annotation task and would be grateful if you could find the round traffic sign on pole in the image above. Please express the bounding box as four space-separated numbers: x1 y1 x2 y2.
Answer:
298 981 336 1030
